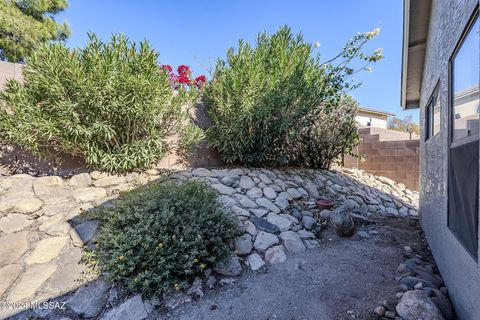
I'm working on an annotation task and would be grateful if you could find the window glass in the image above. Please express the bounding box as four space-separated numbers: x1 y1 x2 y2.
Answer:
448 13 480 260
433 89 441 135
426 99 433 140
452 16 479 142
425 84 440 140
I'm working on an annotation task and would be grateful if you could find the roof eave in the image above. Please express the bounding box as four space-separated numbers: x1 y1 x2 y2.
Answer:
401 0 411 109
401 0 432 110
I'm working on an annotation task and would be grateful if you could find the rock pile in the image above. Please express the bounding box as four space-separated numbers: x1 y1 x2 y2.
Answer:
0 166 419 319
169 167 418 274
373 245 454 320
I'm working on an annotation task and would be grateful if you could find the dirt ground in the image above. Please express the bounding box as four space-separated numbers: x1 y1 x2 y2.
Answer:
154 217 424 320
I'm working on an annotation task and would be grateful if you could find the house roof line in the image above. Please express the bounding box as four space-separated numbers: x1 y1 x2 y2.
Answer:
454 85 480 100
401 0 433 110
357 107 395 117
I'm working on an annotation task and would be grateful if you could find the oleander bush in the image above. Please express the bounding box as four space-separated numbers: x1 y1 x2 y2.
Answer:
204 26 382 168
0 33 205 173
292 95 360 168
84 180 237 297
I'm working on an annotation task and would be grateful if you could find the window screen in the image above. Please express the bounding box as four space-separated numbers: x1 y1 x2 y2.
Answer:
449 141 479 258
448 13 479 260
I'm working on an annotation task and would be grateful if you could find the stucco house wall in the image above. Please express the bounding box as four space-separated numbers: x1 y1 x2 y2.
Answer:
355 107 393 129
355 114 388 128
414 1 480 319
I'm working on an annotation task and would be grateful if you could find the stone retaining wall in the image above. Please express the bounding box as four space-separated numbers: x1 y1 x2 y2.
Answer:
0 166 418 319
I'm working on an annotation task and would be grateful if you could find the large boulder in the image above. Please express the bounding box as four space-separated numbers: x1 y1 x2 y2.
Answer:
265 245 287 264
214 254 242 276
396 290 445 320
250 216 280 234
400 275 438 290
254 231 280 252
430 288 454 320
67 279 110 318
266 213 293 231
234 234 253 256
279 231 306 252
74 220 100 245
239 176 255 189
330 207 355 237
255 198 280 213
68 173 92 187
211 183 236 195
246 253 265 271
101 294 148 320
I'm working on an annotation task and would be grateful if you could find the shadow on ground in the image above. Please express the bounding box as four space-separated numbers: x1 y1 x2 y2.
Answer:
158 217 422 320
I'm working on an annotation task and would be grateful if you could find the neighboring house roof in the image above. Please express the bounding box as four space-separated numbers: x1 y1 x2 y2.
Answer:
401 0 433 109
454 85 480 102
357 107 395 118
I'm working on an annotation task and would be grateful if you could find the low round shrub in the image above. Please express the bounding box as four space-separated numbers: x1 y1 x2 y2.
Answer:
85 179 237 297
0 33 204 173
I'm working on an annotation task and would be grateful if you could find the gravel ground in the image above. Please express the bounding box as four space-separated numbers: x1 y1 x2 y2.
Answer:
154 217 422 320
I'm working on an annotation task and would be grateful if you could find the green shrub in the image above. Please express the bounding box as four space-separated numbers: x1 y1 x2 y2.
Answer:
204 26 327 166
293 95 360 168
204 26 382 169
84 180 237 297
0 33 202 173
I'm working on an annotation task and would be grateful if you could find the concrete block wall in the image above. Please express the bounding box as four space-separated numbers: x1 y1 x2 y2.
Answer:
343 127 420 190
154 140 224 169
0 61 23 90
0 100 225 175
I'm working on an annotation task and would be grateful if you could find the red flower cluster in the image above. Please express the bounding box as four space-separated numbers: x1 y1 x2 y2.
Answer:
177 65 191 76
177 65 192 85
161 64 173 73
160 64 206 89
194 75 207 86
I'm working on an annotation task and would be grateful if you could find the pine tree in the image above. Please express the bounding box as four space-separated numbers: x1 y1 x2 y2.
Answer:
0 0 70 62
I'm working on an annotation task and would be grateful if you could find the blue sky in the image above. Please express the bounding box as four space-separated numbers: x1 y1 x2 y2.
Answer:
57 0 419 121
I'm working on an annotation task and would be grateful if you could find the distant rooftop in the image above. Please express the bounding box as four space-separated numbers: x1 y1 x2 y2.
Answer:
357 107 395 117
